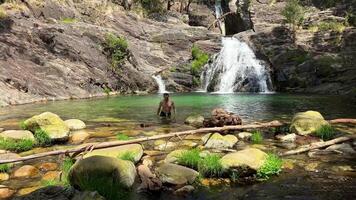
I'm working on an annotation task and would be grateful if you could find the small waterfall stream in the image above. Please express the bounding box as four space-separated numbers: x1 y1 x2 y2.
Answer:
152 75 168 94
201 37 272 93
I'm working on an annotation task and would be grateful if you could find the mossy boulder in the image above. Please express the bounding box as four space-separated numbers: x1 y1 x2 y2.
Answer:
164 149 187 163
83 144 143 163
68 156 136 199
0 130 35 141
202 133 238 149
290 111 329 135
24 112 70 141
184 115 205 128
220 148 267 170
64 119 86 130
156 163 199 185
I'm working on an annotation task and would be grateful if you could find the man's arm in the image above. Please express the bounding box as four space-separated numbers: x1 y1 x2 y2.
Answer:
172 101 176 115
157 101 162 115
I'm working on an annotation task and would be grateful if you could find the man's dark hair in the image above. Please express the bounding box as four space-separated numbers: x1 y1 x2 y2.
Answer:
163 93 169 96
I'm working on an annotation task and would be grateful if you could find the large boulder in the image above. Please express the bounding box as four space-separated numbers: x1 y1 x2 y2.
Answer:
203 108 242 127
220 148 267 170
0 130 35 141
184 115 205 128
290 111 329 135
64 119 86 130
156 163 199 185
202 133 238 149
24 112 70 141
83 144 143 163
68 156 136 198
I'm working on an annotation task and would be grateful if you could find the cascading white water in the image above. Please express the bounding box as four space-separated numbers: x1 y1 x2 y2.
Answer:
201 37 272 93
152 75 168 94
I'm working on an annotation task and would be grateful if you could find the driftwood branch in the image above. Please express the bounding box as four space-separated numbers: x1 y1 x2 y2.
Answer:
281 135 355 156
208 11 236 30
0 121 283 164
328 118 356 124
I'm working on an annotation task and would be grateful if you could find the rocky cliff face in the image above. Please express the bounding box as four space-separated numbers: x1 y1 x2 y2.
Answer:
0 0 218 106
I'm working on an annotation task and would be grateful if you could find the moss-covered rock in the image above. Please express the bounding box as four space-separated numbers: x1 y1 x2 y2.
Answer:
202 133 238 149
68 156 135 199
83 144 143 163
156 163 199 185
0 130 35 141
184 115 205 128
220 148 267 170
64 119 86 130
290 111 329 135
24 112 70 142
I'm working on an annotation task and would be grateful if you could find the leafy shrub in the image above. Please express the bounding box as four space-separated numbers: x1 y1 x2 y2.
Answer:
191 45 209 76
60 17 77 24
34 129 51 146
19 120 28 130
315 124 336 140
282 0 304 32
0 138 34 152
314 21 345 33
116 133 130 140
176 148 201 169
117 151 135 162
0 163 10 173
138 0 164 15
257 153 282 180
198 154 224 177
105 33 129 68
251 130 263 144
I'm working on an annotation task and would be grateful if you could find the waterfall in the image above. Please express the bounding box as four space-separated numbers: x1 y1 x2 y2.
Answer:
201 37 272 93
215 0 225 35
152 75 168 94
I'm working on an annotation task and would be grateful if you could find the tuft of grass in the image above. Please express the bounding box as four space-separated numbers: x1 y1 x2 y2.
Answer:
251 130 263 144
105 33 128 68
313 21 346 33
34 129 51 146
19 120 28 130
103 87 112 96
315 124 336 141
116 133 130 141
198 154 224 178
60 17 77 24
41 179 61 187
176 148 201 169
191 45 209 76
0 138 34 152
61 157 75 186
257 154 283 180
117 151 135 162
0 163 10 173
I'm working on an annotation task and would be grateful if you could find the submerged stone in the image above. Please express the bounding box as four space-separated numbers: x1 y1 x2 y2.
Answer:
64 119 86 130
220 148 267 170
156 163 199 185
290 111 329 135
184 115 205 128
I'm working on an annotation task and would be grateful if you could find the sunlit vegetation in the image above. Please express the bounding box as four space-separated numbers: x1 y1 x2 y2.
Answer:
0 163 10 173
251 130 263 144
34 129 51 146
198 154 224 177
60 17 77 24
257 154 283 180
117 151 136 162
176 148 201 169
116 133 131 140
0 138 34 152
104 33 129 68
315 124 336 140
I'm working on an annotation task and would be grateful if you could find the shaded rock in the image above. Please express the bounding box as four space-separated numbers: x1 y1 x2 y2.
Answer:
202 133 238 149
156 163 199 185
276 133 297 142
83 144 143 163
64 119 86 130
174 185 195 196
38 162 58 172
69 130 90 144
325 143 356 154
154 140 176 151
13 165 39 179
0 185 15 200
220 148 267 170
0 173 9 181
237 132 252 140
0 130 35 141
24 112 70 141
69 156 136 191
184 115 204 128
290 111 329 135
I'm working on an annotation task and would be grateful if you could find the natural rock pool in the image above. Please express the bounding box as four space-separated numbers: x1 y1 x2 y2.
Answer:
0 93 355 200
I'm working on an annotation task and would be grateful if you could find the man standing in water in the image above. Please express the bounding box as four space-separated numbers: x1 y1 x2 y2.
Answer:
157 93 176 118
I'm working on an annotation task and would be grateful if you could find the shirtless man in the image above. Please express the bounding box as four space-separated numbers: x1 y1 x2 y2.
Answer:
157 93 176 118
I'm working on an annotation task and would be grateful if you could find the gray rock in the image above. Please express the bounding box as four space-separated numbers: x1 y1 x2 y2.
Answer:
202 133 238 149
237 132 252 140
325 143 356 154
156 163 199 185
0 130 35 141
276 133 297 143
64 119 86 130
184 114 204 128
174 185 195 196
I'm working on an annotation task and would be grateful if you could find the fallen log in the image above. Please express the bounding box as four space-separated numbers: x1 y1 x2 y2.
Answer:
0 120 283 164
328 118 356 124
281 135 355 156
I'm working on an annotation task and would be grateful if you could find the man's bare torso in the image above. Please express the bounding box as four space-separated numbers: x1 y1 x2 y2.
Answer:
161 100 173 113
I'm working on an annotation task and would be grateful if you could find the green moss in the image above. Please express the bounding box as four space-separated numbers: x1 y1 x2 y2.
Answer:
191 45 209 77
315 124 336 140
251 130 263 144
117 151 135 162
0 163 10 173
34 129 51 146
198 154 224 178
60 17 77 24
315 21 345 33
105 33 129 68
19 120 28 130
176 148 201 169
0 138 34 152
257 154 282 180
116 133 130 141
41 179 62 187
61 157 75 186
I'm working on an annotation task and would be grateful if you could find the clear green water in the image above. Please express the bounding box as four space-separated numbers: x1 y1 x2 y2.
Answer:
1 93 355 123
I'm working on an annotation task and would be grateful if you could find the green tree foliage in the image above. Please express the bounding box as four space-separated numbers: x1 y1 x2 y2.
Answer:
138 0 164 14
104 33 129 68
191 45 209 76
282 0 304 39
